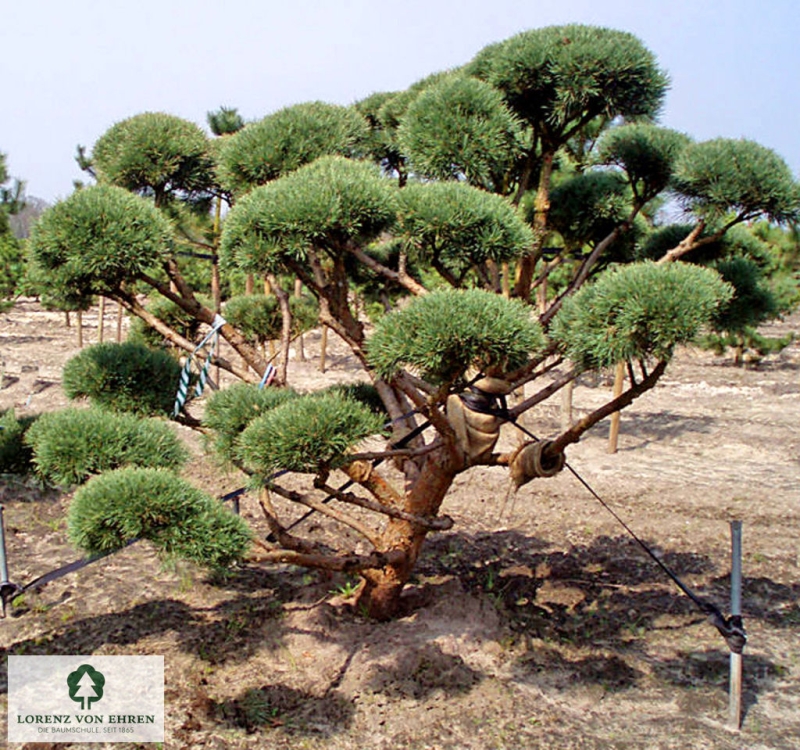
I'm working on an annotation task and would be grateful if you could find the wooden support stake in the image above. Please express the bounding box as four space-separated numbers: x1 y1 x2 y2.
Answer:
295 278 306 361
561 377 574 431
98 297 105 343
116 302 124 342
319 325 328 373
607 361 625 453
76 310 84 349
728 520 744 730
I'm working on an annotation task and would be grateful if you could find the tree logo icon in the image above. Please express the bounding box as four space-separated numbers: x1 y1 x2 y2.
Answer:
67 664 105 710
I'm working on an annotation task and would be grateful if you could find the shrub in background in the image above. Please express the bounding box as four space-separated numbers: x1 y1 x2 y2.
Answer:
223 293 319 348
25 407 187 486
62 341 182 417
0 410 37 475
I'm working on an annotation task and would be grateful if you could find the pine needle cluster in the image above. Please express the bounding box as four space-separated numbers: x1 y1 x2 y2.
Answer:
368 288 545 384
237 391 386 478
203 383 299 466
25 407 187 486
68 467 252 568
62 341 182 417
551 262 733 370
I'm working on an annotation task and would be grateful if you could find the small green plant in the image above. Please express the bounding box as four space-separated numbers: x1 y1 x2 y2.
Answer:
25 407 188 486
236 688 280 729
62 341 183 417
330 578 360 598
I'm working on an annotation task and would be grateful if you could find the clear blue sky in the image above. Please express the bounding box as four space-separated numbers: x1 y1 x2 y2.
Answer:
3 0 798 203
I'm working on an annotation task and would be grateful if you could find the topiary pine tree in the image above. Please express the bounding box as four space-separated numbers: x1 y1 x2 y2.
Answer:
0 151 25 309
22 24 800 619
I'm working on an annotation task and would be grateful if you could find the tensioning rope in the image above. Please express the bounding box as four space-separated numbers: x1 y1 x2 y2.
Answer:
0 485 254 616
478 388 747 654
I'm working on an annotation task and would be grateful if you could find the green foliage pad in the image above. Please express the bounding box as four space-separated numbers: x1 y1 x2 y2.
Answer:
397 74 524 189
216 102 369 193
368 288 545 384
221 156 398 275
68 467 252 568
62 341 183 417
551 262 733 370
237 392 386 478
203 383 299 466
28 184 173 296
25 408 188 486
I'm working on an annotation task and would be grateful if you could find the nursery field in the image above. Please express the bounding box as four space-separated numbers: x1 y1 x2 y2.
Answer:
1 297 799 749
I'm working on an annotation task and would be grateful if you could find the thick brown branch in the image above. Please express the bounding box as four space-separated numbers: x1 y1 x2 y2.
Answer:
656 215 744 265
342 459 403 507
316 482 453 530
431 257 462 288
269 483 382 548
514 150 555 298
656 220 707 265
135 270 272 381
545 359 668 457
257 488 322 554
347 243 428 297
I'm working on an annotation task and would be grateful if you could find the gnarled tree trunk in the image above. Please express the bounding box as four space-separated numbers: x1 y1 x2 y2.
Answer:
355 448 461 620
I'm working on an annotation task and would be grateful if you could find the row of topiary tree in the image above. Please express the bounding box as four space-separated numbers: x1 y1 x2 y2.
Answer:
3 24 799 619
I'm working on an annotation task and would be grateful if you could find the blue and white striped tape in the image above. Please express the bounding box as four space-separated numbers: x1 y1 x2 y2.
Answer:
258 363 277 389
172 314 226 417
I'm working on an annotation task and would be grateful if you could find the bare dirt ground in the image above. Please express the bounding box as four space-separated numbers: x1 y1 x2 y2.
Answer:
0 297 798 750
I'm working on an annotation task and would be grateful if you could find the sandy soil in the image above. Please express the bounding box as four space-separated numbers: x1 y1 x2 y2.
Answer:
0 297 798 749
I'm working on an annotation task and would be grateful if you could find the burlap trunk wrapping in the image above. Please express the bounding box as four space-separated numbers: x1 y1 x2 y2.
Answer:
446 394 503 465
509 440 565 490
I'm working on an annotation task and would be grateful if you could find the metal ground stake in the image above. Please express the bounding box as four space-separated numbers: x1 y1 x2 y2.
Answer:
0 505 10 618
728 520 743 730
